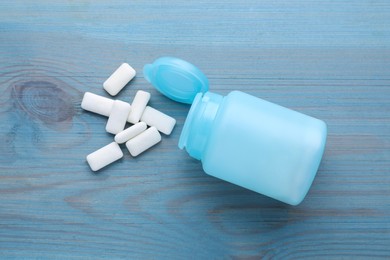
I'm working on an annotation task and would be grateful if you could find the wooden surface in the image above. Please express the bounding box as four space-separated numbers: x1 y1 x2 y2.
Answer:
1 1 389 259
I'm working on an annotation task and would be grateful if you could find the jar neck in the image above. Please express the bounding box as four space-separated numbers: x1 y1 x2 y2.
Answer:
179 92 223 160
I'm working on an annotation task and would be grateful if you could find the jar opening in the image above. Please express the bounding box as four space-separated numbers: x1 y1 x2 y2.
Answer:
179 92 223 160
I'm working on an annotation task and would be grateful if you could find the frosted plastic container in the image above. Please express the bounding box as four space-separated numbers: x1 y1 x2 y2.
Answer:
144 57 327 205
179 91 327 205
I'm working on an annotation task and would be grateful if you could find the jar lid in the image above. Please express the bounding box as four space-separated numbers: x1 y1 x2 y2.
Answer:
143 57 209 104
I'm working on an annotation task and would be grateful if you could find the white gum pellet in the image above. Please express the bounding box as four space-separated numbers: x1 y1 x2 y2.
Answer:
127 90 151 124
141 106 176 135
86 142 123 171
114 122 147 144
103 63 136 96
81 92 114 117
106 100 131 134
126 126 161 157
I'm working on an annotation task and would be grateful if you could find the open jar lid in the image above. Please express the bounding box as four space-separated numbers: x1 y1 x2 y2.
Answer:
143 57 209 104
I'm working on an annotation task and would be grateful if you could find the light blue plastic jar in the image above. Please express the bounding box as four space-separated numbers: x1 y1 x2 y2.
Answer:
144 57 327 205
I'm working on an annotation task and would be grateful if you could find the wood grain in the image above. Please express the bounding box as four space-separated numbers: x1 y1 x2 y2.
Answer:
0 1 389 259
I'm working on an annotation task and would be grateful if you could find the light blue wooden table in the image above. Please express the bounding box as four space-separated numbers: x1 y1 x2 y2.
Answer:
1 1 389 259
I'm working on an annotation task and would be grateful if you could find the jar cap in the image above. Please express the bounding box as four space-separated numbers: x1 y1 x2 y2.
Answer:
143 57 209 104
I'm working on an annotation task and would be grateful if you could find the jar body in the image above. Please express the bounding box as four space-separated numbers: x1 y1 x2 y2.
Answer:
180 91 327 205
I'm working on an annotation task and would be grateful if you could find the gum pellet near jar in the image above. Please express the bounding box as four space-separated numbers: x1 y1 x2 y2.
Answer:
144 57 327 205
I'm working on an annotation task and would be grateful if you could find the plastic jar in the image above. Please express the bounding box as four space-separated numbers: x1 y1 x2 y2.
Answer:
144 57 327 205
